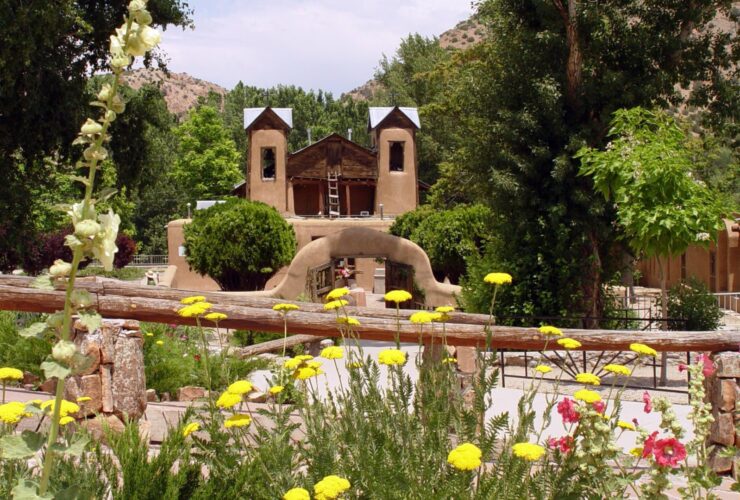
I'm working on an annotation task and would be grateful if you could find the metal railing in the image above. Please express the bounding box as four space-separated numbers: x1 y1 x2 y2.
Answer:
130 255 169 267
714 292 740 313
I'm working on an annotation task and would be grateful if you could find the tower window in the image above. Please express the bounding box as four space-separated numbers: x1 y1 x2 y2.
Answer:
389 142 404 171
261 147 276 180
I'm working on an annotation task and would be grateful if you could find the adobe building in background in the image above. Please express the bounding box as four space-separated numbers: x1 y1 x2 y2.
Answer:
166 106 423 294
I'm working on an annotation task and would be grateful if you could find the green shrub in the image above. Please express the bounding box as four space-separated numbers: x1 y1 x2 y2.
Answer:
667 277 723 331
184 198 296 291
0 311 51 377
77 266 147 281
231 330 283 347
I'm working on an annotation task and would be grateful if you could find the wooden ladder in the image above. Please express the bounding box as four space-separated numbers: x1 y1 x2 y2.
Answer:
327 173 340 218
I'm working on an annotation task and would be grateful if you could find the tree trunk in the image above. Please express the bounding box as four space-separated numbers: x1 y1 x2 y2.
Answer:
552 0 583 117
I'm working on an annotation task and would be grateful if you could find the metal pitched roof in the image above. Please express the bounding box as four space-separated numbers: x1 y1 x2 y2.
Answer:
243 107 293 130
368 107 421 129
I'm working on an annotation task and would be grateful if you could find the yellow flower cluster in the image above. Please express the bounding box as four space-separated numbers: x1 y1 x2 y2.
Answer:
538 325 562 336
285 355 314 370
227 380 254 395
40 399 80 418
336 317 360 326
180 295 206 305
283 488 310 500
447 442 482 470
604 364 631 376
320 346 344 360
435 305 454 313
269 385 284 395
512 442 545 461
617 420 636 431
557 338 582 350
285 355 324 380
630 343 657 357
273 303 300 313
535 365 552 374
225 414 252 428
326 287 349 301
324 300 348 311
378 349 406 366
156 340 164 346
178 302 213 318
205 312 227 322
0 402 32 425
314 475 351 500
182 422 199 437
483 272 512 285
384 290 412 303
575 373 601 386
0 367 23 381
442 357 457 364
409 311 434 324
216 392 242 409
574 389 602 404
76 396 92 403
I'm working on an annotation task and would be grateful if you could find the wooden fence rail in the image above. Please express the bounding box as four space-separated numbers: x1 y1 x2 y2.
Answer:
0 275 738 352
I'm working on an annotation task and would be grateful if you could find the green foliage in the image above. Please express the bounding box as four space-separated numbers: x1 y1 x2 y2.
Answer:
77 266 147 281
172 106 243 204
230 330 283 347
0 312 51 378
668 277 723 331
184 198 296 291
390 204 494 283
578 107 729 258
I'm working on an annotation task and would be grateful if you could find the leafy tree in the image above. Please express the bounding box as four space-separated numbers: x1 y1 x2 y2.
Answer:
183 198 296 291
431 0 737 321
172 105 243 204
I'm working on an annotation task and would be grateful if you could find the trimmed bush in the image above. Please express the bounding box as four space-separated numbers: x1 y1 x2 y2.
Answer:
667 277 723 331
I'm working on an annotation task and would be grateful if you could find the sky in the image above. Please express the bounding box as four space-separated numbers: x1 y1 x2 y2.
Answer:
157 0 474 95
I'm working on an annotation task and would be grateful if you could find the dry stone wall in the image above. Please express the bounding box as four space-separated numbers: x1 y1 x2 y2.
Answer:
706 352 740 477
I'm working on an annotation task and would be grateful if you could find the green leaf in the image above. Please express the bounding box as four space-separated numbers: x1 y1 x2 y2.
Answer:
69 175 90 186
50 435 89 457
78 312 102 333
54 485 83 500
0 430 45 459
97 187 118 201
31 275 54 291
18 322 48 339
40 359 70 380
11 479 53 499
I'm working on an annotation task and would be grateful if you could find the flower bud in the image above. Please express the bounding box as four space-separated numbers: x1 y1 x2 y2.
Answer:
80 119 103 135
111 53 131 70
71 290 94 308
49 259 72 277
52 340 77 363
139 26 160 50
128 0 147 12
134 9 153 25
105 110 117 122
126 35 147 57
97 83 112 102
110 95 125 114
83 145 108 161
75 220 101 238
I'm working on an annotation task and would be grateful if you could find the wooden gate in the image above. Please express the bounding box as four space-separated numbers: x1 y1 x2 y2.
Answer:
385 261 424 309
307 261 334 301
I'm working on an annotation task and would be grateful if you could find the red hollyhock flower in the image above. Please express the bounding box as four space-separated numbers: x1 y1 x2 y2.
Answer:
653 438 687 467
678 363 688 372
697 353 715 377
592 401 606 414
548 436 574 453
557 398 580 424
642 431 659 458
643 391 652 413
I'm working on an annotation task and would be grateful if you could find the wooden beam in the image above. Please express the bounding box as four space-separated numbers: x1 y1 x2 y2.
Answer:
0 276 738 352
235 334 321 358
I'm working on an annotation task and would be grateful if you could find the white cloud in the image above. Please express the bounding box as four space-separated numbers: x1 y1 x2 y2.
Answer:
158 0 473 94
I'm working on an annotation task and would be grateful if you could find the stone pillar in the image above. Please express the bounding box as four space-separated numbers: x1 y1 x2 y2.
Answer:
65 319 147 427
706 352 740 476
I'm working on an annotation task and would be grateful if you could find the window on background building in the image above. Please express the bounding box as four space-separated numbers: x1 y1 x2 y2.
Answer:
389 142 404 171
261 148 276 180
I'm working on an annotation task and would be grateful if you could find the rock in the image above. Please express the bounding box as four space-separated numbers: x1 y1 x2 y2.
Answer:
146 389 158 402
74 337 101 376
122 320 140 331
708 447 734 473
160 392 171 402
111 335 147 420
78 374 103 415
177 386 207 402
81 414 126 444
306 341 321 356
101 365 114 413
710 411 735 446
457 347 478 375
39 378 57 394
713 352 740 378
22 384 35 391
100 323 117 364
319 339 334 348
711 378 737 412
257 353 279 361
246 391 267 403
22 371 39 386
63 376 83 403
138 420 152 443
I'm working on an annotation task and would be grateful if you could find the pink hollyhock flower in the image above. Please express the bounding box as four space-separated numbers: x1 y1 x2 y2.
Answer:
653 438 687 467
642 431 659 458
557 398 580 424
632 418 639 426
697 353 715 377
592 401 606 414
643 391 652 413
678 363 688 372
548 436 574 454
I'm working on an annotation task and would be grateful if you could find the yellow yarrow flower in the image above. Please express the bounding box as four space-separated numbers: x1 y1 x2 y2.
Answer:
273 303 299 313
347 361 363 369
180 295 206 305
283 487 310 500
484 272 512 285
216 391 242 409
575 373 601 386
630 343 657 357
177 302 212 318
512 442 546 461
269 385 284 395
59 416 75 426
295 355 313 361
630 447 643 457
442 357 457 364
182 422 200 437
604 364 631 376
618 421 636 431
538 325 563 336
205 312 227 322
0 367 23 381
156 340 164 346
574 389 602 404
326 287 349 301
535 365 552 374
314 475 351 500
40 399 80 417
0 402 32 425
324 300 348 311
284 355 313 370
409 311 434 324
435 305 454 313
336 316 360 326
224 414 252 428
145 332 154 337
557 338 582 350
447 442 482 470
384 290 412 303
320 346 344 359
227 380 253 395
378 349 406 366
76 396 92 403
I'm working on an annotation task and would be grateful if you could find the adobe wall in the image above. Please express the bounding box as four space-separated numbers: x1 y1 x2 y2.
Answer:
375 127 418 216
165 219 220 291
248 128 289 213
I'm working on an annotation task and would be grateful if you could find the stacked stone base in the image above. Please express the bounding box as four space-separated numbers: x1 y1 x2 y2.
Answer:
707 352 740 477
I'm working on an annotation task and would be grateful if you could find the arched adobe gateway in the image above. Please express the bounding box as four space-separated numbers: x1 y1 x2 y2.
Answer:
244 227 460 307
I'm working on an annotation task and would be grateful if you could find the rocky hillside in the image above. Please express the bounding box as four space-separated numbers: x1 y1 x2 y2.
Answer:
122 68 227 116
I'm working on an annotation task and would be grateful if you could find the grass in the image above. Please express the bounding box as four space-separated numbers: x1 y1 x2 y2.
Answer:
77 266 147 281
